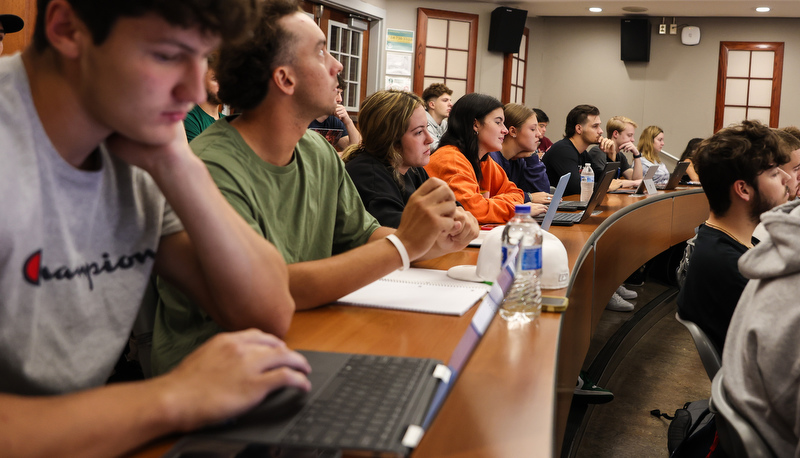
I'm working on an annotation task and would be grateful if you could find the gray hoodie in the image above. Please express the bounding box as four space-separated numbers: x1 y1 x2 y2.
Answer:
722 199 800 457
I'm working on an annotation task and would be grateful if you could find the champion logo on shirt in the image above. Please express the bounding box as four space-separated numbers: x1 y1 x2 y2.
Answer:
22 249 156 290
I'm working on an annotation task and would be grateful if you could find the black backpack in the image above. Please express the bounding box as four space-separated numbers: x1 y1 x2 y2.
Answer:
652 400 726 457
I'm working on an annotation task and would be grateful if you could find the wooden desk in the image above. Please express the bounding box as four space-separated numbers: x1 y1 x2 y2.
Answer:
131 188 708 458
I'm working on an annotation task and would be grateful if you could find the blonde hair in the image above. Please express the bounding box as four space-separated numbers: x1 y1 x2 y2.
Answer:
637 125 665 163
606 116 638 138
503 103 536 130
342 90 425 185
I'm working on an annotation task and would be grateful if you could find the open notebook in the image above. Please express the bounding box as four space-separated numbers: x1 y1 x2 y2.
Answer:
335 268 492 316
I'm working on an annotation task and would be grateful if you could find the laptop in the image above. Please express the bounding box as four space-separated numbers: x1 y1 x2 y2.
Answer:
558 161 620 210
538 172 570 231
609 163 658 194
165 264 517 458
657 161 691 190
535 169 616 226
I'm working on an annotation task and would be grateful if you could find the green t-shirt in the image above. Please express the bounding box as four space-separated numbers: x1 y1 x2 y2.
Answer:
152 118 380 374
183 105 223 143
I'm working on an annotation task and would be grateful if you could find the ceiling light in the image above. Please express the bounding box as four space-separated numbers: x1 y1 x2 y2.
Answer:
755 7 770 12
589 7 603 13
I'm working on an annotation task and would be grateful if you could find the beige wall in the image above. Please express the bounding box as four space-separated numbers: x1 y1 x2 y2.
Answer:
353 0 800 158
527 16 800 162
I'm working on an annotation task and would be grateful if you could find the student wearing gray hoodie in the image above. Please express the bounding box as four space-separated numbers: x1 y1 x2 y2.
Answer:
723 198 800 457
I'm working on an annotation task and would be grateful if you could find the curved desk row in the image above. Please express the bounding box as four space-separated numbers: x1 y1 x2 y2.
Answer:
131 188 708 458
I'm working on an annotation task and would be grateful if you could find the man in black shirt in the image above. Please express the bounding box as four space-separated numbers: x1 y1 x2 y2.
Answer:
677 120 791 352
543 104 615 195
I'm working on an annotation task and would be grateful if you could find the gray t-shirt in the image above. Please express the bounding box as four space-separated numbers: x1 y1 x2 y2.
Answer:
0 54 183 395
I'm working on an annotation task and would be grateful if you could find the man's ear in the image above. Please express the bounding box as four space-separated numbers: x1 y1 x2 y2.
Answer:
427 100 435 111
574 123 583 136
611 130 619 140
272 65 296 95
732 179 753 202
45 0 88 59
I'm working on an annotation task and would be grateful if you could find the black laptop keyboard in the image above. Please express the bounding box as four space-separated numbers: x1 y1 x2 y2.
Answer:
552 210 602 223
283 354 429 449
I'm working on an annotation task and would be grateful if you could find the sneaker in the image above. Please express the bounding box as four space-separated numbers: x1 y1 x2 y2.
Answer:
616 284 638 300
606 293 634 312
574 371 614 403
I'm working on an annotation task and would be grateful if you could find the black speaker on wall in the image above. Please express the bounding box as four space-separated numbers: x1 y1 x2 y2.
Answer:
620 18 650 62
488 7 528 53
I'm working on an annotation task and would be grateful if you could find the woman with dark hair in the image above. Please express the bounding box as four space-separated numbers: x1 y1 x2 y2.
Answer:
489 103 552 204
343 90 478 230
679 137 703 183
425 93 546 223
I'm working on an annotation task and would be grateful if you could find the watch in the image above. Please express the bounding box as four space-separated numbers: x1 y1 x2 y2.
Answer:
632 153 642 159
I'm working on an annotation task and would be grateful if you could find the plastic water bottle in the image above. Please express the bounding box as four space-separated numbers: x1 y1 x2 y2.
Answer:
580 163 594 202
500 205 543 323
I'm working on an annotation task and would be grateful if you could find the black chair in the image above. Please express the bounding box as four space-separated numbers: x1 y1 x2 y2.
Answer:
709 371 775 458
675 312 721 381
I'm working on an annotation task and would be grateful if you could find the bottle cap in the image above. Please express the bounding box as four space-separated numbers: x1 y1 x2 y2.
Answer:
514 205 531 214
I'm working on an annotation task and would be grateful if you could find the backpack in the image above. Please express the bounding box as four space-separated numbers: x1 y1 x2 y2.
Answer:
652 400 725 457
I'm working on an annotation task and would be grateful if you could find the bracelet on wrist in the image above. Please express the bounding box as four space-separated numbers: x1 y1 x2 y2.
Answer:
386 234 410 271
632 154 642 159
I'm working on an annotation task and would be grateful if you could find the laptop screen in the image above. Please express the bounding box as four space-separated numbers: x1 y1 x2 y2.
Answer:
421 259 516 429
540 172 571 231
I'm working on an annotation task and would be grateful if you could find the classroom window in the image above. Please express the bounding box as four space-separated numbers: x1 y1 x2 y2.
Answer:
413 8 478 100
714 42 783 131
502 28 529 105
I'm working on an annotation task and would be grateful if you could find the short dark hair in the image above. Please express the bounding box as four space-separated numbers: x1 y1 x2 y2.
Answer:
33 0 257 52
532 108 549 124
421 83 453 107
438 93 503 182
694 120 789 216
337 73 345 90
564 104 599 138
216 0 301 110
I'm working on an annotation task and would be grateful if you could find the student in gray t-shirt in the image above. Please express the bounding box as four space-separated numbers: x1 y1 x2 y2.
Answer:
0 1 311 456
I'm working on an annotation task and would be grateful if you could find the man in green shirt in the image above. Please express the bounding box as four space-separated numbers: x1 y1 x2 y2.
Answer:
152 0 479 374
183 56 222 142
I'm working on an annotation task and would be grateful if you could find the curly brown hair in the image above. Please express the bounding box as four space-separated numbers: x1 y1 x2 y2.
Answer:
34 0 258 51
215 0 301 110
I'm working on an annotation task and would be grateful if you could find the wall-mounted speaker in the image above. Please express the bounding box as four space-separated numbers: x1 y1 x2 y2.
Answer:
620 18 651 62
488 7 528 54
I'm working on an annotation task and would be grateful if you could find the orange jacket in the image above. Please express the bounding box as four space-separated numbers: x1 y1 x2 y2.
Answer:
425 145 524 223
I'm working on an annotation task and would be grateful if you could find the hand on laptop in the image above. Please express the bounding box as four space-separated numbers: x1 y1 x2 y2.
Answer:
396 177 459 260
162 329 311 432
526 203 548 216
619 179 641 189
529 191 553 204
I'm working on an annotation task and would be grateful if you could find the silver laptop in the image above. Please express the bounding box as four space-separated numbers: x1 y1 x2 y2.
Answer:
609 163 658 194
536 169 616 226
166 263 517 458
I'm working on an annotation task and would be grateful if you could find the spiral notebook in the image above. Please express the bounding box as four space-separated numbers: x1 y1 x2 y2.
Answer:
336 268 492 316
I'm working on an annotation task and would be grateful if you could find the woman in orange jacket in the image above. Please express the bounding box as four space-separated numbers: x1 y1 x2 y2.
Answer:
425 93 546 223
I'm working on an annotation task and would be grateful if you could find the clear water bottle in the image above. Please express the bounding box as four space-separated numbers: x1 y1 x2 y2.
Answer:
580 163 595 202
500 205 543 323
